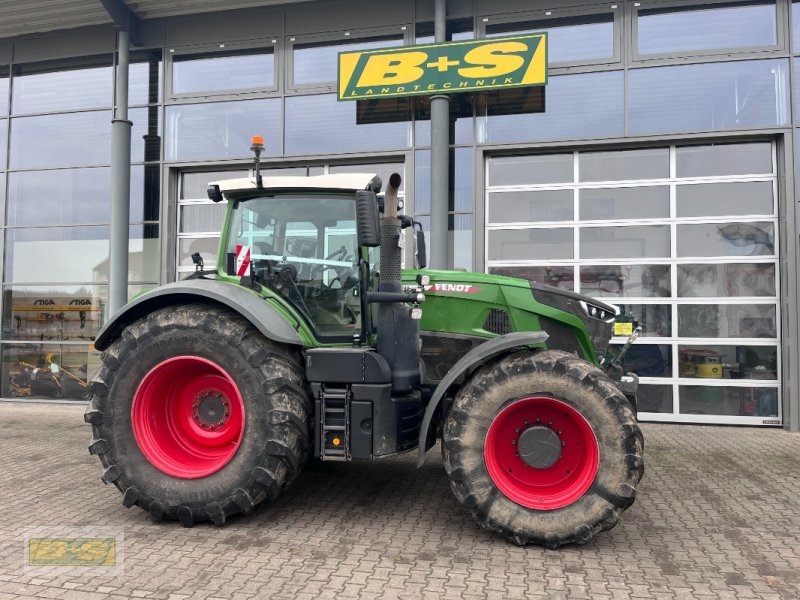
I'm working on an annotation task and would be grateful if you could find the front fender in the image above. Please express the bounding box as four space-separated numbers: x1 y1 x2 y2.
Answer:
416 331 549 467
94 279 302 351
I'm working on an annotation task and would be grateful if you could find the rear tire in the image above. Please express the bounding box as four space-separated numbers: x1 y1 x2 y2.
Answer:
84 303 311 527
442 350 643 548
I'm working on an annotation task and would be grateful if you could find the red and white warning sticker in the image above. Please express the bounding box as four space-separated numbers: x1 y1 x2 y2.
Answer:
235 244 251 276
424 283 480 294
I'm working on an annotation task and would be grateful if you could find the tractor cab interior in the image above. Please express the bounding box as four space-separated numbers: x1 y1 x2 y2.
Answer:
227 193 362 339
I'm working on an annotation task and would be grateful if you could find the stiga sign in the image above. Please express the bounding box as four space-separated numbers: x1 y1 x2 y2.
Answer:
338 33 547 100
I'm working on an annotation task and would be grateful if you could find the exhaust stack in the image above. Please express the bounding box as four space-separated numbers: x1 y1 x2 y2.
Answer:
377 173 420 392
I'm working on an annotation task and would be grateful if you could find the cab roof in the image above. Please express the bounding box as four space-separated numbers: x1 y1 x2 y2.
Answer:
211 173 377 194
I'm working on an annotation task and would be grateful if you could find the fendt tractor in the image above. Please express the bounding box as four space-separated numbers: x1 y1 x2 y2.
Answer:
85 137 644 548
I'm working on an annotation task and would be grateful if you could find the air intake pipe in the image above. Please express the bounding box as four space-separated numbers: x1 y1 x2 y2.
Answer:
377 173 421 392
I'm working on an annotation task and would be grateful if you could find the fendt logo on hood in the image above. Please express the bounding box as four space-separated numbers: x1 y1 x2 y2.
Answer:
338 34 547 100
424 283 481 294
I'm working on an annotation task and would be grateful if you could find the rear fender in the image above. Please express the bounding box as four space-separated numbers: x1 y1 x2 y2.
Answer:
416 331 548 467
94 279 302 351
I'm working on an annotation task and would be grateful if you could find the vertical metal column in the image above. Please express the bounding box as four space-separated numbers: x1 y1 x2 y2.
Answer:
109 29 132 315
429 0 450 269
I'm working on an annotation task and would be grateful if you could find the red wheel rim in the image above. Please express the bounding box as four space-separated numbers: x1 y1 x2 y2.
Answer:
132 356 245 479
484 396 599 510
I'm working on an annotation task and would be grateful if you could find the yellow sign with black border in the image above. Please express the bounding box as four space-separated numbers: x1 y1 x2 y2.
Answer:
338 33 548 100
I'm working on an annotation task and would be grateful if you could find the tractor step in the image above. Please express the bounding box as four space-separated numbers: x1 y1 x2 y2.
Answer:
320 386 351 461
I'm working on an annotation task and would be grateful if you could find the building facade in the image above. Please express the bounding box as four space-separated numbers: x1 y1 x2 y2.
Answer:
0 0 798 430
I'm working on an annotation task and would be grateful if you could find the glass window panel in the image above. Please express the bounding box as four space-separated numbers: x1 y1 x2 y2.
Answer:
676 222 775 257
415 19 473 44
0 119 5 170
488 265 575 290
179 205 226 234
292 36 403 87
130 53 162 105
329 162 405 194
483 71 624 143
607 343 672 377
580 225 670 259
5 224 159 284
614 304 672 337
450 214 473 271
580 186 670 221
677 181 773 218
172 49 274 95
487 154 573 186
2 285 108 342
679 344 777 379
579 148 669 182
489 190 573 223
637 1 777 55
679 385 778 417
794 1 800 52
1 342 101 400
131 106 162 163
181 170 248 199
414 215 430 265
8 166 156 227
629 59 789 135
487 228 574 261
0 173 4 227
10 110 111 169
486 13 615 64
285 94 410 155
638 384 674 413
414 94 473 146
453 148 473 212
676 142 773 177
580 264 671 298
677 263 776 297
178 237 219 267
415 150 431 214
0 75 8 115
678 304 777 338
12 64 111 115
165 99 282 161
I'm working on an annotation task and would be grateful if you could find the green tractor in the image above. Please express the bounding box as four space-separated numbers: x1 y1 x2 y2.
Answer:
85 139 643 548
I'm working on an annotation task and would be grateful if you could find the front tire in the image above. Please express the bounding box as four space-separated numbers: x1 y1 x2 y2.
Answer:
84 303 311 527
443 350 643 548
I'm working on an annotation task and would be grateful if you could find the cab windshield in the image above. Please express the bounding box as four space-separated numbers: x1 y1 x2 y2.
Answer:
227 193 361 340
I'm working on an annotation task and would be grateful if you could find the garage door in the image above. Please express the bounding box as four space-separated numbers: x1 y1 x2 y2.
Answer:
485 142 781 425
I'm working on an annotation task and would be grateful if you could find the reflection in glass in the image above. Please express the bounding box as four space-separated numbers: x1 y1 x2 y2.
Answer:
292 36 402 86
1 343 101 400
487 228 574 261
0 174 4 227
178 237 219 268
580 187 669 221
608 343 672 377
677 181 773 218
580 225 670 259
486 13 615 64
483 71 624 143
614 304 672 337
130 53 162 105
794 1 800 52
173 49 274 95
678 304 777 338
5 225 159 284
489 190 573 223
165 99 282 161
0 76 8 115
10 111 112 169
414 150 470 214
179 205 226 234
637 384 674 413
580 264 670 298
679 385 778 417
8 166 157 226
489 265 575 290
131 106 162 164
181 171 248 199
0 119 6 168
12 64 111 115
329 162 406 194
285 94 410 155
3 285 104 342
629 60 789 135
579 148 668 181
679 345 777 379
678 263 776 297
487 154 573 186
637 1 777 55
676 142 772 177
676 222 774 257
450 214 473 271
414 94 473 146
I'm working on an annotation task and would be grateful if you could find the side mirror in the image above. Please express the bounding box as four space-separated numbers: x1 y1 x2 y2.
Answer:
355 190 380 247
415 227 427 269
